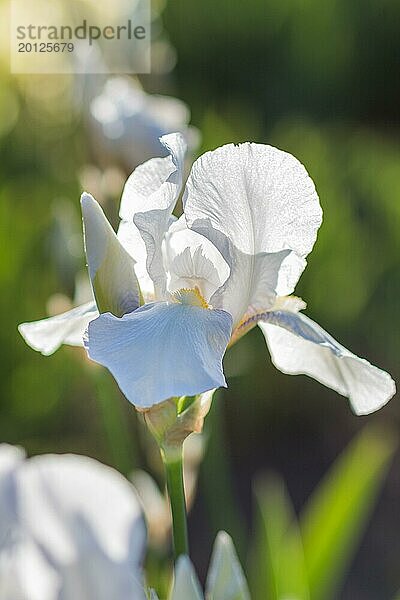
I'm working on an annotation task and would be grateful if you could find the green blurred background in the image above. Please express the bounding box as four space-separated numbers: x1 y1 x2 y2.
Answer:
1 0 399 598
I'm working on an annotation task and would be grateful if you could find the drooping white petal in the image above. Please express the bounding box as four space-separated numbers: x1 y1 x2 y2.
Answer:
259 311 396 415
18 302 98 356
206 531 250 600
164 217 229 302
119 133 187 298
183 143 322 323
85 302 232 409
81 193 140 317
170 556 203 600
0 449 147 600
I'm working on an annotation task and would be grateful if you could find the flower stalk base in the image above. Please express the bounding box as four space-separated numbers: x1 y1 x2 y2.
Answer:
162 446 189 559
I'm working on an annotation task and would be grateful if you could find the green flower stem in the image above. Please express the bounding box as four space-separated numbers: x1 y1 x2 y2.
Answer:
162 446 189 559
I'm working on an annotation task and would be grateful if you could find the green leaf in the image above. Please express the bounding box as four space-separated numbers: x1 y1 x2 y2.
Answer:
250 473 310 600
206 531 250 600
300 425 397 600
201 398 246 555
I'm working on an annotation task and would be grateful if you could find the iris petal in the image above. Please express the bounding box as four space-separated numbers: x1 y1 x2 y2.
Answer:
81 193 140 317
183 142 321 324
259 311 396 415
165 216 230 302
85 302 232 409
119 133 187 299
211 246 290 325
18 302 98 356
184 142 321 261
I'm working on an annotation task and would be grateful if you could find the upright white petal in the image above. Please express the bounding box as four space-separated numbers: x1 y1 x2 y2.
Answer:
215 248 290 325
81 193 141 317
259 310 396 415
119 133 187 298
85 302 232 409
119 133 186 222
170 556 203 600
206 532 250 600
183 143 321 324
184 142 321 259
0 448 147 600
165 217 230 301
275 252 308 297
18 302 98 356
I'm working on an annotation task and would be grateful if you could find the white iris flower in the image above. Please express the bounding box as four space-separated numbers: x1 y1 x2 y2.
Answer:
0 445 146 600
19 133 395 415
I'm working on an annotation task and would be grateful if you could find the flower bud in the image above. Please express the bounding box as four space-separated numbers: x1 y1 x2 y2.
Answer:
144 390 214 453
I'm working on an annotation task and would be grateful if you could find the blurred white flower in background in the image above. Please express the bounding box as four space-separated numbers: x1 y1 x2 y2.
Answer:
0 445 147 600
5 0 180 137
89 77 200 172
0 445 250 600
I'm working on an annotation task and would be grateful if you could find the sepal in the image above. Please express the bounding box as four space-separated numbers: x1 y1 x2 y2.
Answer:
144 391 214 453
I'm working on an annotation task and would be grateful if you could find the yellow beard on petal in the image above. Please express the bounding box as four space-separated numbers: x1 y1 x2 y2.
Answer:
228 295 306 347
171 286 210 309
228 313 259 347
